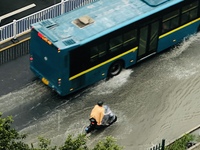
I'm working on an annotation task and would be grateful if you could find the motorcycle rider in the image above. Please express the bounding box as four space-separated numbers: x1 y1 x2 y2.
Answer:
90 101 105 127
85 101 117 134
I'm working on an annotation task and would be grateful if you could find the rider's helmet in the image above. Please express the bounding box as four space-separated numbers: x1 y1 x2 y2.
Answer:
97 101 104 107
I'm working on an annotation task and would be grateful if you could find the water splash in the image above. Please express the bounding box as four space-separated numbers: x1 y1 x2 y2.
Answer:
161 33 200 60
159 33 200 80
89 69 133 95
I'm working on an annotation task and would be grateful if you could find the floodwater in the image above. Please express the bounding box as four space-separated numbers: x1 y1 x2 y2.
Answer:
1 33 200 150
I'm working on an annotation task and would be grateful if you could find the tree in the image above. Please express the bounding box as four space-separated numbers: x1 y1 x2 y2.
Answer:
59 134 88 150
0 113 123 150
31 137 57 150
165 134 195 150
92 136 123 150
0 113 29 150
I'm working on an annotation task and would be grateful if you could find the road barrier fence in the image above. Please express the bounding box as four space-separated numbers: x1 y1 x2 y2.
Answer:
149 139 165 150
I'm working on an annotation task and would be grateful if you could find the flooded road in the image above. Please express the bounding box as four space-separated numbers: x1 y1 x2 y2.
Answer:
1 33 200 149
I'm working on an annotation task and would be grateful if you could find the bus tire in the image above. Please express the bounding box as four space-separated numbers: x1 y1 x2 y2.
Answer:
108 60 123 77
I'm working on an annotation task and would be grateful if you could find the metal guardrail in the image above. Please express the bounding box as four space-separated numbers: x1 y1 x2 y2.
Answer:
149 139 165 150
0 0 97 44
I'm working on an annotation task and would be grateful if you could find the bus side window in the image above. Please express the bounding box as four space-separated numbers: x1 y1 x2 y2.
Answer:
162 9 180 34
181 1 199 25
181 12 190 25
98 43 107 57
90 47 99 62
162 22 170 33
90 43 106 62
123 29 137 47
109 35 123 52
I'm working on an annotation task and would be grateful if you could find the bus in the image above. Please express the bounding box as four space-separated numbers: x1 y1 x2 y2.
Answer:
29 0 200 96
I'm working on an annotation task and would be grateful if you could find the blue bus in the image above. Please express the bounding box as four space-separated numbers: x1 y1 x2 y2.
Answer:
30 0 200 96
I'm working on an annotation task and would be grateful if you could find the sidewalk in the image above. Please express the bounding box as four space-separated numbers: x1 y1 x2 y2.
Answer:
190 144 200 150
190 128 200 150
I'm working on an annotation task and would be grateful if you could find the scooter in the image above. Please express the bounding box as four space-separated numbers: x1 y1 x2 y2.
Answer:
85 105 117 134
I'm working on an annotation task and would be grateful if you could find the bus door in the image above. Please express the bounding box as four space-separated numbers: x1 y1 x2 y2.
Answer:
137 21 159 61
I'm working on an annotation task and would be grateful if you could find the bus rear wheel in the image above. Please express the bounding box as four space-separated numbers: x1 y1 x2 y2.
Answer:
108 61 123 78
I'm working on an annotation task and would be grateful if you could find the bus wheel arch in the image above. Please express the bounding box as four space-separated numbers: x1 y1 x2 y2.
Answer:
108 60 124 78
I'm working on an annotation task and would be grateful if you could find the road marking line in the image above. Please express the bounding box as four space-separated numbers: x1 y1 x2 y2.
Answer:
0 3 36 21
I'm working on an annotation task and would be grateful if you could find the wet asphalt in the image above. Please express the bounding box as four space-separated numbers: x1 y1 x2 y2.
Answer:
0 55 35 96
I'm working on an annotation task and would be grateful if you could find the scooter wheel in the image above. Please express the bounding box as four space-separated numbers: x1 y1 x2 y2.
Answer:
114 116 117 122
85 127 89 133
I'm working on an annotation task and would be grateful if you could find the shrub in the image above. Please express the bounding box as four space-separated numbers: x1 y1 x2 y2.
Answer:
0 113 123 150
165 134 195 150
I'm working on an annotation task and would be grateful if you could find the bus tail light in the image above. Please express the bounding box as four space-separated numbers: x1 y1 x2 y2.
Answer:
38 32 52 45
38 32 43 38
58 78 61 86
30 55 33 61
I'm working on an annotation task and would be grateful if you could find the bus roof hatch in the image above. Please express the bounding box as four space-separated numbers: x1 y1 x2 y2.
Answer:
73 15 94 28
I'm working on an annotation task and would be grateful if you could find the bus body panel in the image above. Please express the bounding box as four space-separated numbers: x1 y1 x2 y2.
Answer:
157 20 200 52
30 29 71 95
67 48 137 94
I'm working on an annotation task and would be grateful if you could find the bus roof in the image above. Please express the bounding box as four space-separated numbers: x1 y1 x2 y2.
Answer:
32 0 183 50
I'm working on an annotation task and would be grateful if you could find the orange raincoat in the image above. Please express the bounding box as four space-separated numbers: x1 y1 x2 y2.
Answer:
90 105 105 125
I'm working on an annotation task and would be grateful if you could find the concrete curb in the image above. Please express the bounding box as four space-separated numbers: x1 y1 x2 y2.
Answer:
188 142 200 150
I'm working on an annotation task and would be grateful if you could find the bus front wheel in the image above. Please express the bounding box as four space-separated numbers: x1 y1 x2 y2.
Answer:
108 61 123 78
